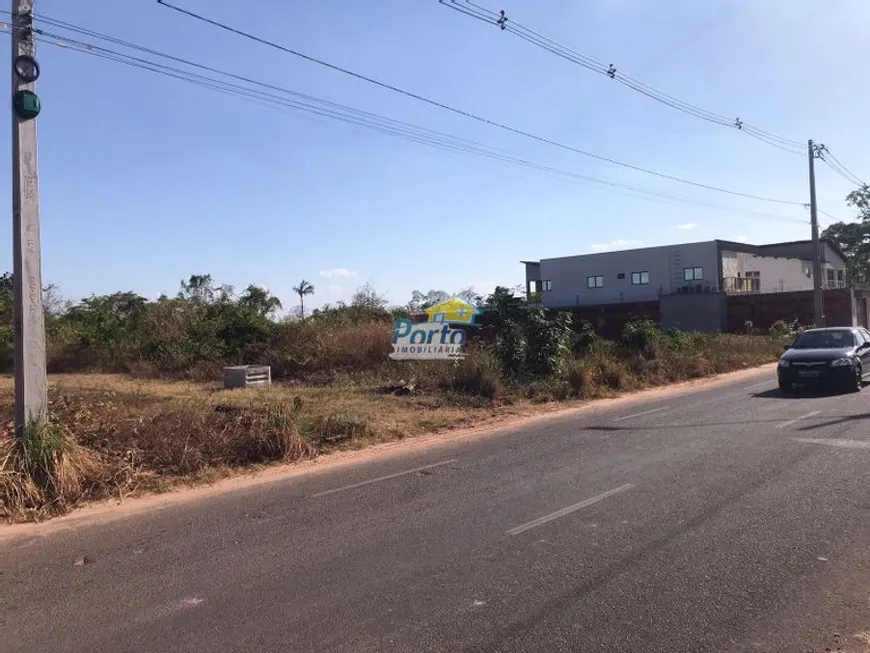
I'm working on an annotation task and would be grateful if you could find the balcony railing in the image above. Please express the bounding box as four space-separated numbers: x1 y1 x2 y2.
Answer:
723 277 849 294
722 277 760 294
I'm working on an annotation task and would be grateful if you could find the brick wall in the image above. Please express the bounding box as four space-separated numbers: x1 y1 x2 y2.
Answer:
725 289 855 332
549 301 660 339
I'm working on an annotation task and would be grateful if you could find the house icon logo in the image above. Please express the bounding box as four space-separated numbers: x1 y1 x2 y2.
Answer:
390 297 482 360
424 297 482 326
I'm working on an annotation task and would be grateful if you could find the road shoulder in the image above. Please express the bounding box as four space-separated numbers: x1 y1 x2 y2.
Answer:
0 364 775 539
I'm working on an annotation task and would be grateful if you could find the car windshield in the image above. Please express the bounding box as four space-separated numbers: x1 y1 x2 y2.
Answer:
791 330 856 349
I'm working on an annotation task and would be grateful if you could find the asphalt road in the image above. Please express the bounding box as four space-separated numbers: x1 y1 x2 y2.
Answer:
3 369 870 653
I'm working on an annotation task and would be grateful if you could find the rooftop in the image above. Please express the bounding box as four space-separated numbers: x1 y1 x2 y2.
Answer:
523 237 846 264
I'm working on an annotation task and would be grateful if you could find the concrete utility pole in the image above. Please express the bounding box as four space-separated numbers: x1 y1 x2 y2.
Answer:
808 139 825 328
11 0 48 437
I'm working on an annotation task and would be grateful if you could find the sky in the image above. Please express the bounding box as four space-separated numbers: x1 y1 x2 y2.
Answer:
1 0 868 313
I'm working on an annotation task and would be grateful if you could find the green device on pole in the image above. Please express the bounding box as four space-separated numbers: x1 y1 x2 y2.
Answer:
13 90 40 120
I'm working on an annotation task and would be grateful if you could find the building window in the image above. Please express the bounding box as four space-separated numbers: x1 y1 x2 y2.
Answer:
684 267 704 282
586 275 604 289
631 271 650 285
617 273 626 280
542 280 553 292
746 271 760 279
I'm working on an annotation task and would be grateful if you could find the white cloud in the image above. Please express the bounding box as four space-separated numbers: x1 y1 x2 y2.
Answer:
319 268 358 279
589 239 643 253
677 222 698 230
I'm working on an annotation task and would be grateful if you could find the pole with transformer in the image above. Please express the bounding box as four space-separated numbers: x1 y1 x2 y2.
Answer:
808 139 826 328
10 0 48 437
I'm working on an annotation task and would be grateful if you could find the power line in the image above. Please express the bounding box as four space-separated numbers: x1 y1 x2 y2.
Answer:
440 0 806 155
154 0 807 208
0 22 808 227
817 208 847 223
817 146 866 188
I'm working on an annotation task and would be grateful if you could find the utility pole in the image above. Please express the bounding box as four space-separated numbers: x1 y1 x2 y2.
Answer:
11 0 48 437
808 139 825 328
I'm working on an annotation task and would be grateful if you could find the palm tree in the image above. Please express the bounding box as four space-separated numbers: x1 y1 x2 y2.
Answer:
293 279 315 321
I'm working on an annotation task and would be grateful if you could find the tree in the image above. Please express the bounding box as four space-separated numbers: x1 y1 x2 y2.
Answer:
456 286 483 305
293 279 315 321
178 274 216 304
351 281 389 310
822 184 870 284
484 286 526 326
239 285 282 318
407 289 450 312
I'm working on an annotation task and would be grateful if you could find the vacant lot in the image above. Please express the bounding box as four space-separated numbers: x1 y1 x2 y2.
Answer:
0 327 787 523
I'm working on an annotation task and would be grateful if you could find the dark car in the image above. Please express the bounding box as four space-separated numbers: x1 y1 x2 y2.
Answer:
778 327 870 393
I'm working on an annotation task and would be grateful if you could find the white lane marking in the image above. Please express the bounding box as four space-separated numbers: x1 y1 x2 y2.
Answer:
506 484 635 536
793 438 870 449
776 411 821 429
613 407 669 422
743 379 775 390
312 459 457 498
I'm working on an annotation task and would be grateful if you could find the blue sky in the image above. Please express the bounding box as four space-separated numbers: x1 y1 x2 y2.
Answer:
1 0 868 312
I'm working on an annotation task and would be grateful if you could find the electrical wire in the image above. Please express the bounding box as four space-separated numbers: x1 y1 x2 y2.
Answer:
819 147 866 188
817 208 847 223
0 16 809 225
440 0 806 155
153 0 807 208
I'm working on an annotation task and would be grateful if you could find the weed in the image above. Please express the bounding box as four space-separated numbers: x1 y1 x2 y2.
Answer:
769 320 791 339
1 418 102 521
439 353 504 400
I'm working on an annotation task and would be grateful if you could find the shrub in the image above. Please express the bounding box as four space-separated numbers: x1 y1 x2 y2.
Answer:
572 320 600 355
769 320 791 339
493 319 526 378
525 309 573 376
565 360 597 398
1 418 103 521
660 328 693 351
597 357 631 391
439 353 503 400
621 319 661 353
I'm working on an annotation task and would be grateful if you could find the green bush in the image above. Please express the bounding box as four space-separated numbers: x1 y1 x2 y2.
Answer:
769 320 791 339
525 309 573 376
493 319 526 379
660 328 692 351
621 319 661 353
572 320 600 355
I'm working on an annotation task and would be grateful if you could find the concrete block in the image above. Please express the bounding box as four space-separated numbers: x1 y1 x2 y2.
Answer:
223 365 271 389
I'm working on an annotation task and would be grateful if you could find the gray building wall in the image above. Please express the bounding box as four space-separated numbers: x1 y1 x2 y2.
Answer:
660 292 727 332
536 241 720 308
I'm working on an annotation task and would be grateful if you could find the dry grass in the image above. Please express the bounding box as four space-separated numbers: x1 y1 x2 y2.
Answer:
0 333 784 522
0 373 530 521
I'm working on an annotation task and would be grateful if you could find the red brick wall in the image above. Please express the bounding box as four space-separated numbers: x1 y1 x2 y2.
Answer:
726 289 854 332
549 301 660 339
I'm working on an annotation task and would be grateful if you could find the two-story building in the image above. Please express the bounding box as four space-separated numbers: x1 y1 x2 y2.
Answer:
524 239 849 308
